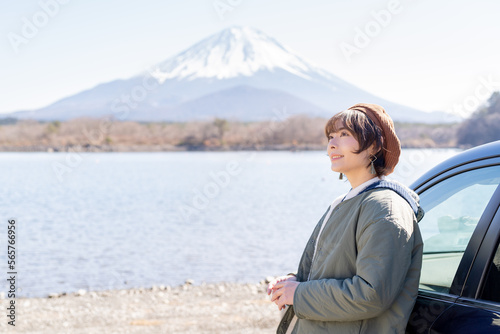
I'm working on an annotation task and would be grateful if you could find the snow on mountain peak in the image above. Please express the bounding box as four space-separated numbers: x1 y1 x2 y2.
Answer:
154 26 318 81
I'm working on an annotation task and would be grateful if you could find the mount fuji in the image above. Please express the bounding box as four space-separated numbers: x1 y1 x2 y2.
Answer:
10 26 458 123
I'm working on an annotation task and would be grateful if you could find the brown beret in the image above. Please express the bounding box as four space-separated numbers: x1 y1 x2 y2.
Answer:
348 103 401 175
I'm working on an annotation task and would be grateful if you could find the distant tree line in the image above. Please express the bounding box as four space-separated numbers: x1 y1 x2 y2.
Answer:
0 116 326 151
0 92 498 151
457 92 500 147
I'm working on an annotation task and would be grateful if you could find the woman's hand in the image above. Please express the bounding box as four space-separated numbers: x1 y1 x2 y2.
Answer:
267 275 296 295
267 275 299 311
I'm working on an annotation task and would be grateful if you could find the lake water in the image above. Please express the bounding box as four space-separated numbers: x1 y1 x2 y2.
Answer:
0 149 460 298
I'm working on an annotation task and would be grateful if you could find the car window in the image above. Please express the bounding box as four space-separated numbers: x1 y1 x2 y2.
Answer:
418 165 500 294
480 239 500 303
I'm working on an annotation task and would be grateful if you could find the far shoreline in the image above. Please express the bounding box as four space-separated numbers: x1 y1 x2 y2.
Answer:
0 144 464 153
8 278 275 300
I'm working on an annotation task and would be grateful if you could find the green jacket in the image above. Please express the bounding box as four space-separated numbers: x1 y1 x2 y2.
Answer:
278 186 424 334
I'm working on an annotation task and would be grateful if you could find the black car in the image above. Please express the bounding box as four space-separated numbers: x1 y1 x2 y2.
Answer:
406 140 500 333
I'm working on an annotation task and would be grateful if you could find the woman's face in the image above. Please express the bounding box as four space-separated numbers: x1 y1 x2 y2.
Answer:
327 122 372 179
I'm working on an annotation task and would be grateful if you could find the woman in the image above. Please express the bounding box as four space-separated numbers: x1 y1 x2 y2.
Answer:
268 103 424 334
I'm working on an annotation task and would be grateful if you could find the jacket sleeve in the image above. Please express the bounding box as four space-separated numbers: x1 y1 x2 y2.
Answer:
293 213 414 322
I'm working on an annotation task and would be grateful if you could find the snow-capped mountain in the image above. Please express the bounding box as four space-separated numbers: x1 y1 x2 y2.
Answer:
9 26 460 123
154 26 329 81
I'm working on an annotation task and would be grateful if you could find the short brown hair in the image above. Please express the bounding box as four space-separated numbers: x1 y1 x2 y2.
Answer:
324 109 389 176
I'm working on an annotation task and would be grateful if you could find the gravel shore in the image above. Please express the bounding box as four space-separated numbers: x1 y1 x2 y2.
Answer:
0 281 282 334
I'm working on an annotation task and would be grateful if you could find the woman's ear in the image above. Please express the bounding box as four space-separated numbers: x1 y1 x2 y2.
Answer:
372 137 383 156
368 142 379 156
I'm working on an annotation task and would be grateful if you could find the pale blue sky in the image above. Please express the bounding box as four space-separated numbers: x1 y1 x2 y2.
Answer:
1 0 499 115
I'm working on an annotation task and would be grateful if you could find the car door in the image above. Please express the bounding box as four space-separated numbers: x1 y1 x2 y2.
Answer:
428 188 500 333
406 164 500 334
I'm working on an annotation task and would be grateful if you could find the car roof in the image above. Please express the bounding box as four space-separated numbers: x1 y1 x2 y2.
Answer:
411 140 500 192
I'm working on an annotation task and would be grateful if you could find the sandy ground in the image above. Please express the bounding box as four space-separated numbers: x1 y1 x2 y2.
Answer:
0 281 282 334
